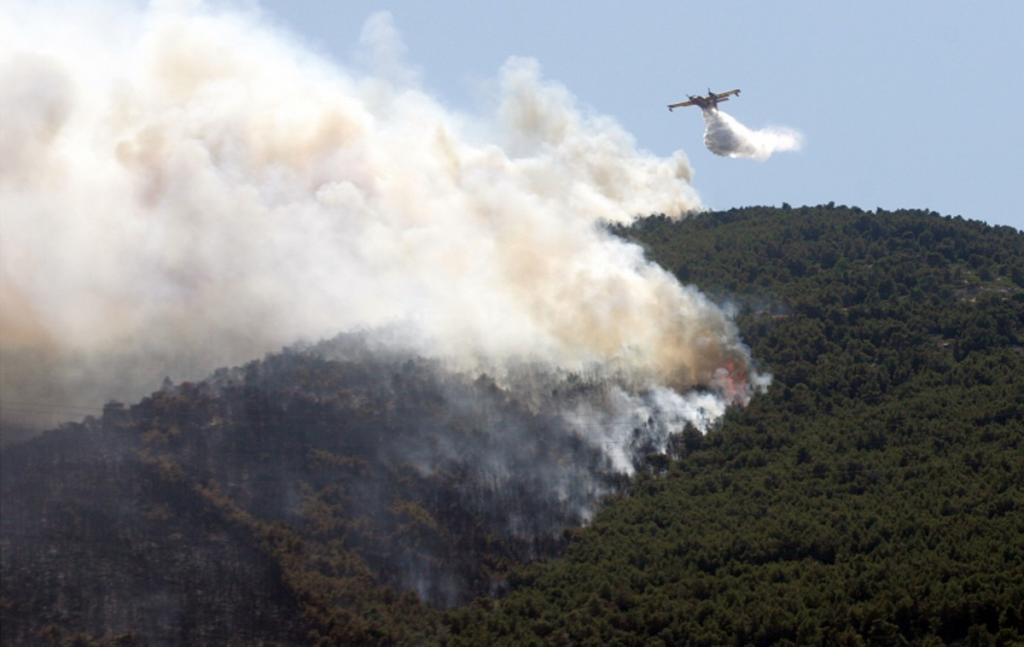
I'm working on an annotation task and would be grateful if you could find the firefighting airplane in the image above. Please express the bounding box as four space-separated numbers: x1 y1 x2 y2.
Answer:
668 88 741 111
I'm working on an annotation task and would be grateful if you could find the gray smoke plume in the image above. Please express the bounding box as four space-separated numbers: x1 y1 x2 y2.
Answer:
702 108 802 160
0 2 766 463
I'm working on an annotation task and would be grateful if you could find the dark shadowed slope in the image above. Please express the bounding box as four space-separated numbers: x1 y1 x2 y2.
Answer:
3 338 634 644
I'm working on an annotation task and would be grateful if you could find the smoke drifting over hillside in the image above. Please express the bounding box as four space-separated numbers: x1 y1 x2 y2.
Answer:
0 2 764 461
703 108 802 160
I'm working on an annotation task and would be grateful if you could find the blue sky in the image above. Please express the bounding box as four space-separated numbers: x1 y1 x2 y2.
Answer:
256 1 1023 230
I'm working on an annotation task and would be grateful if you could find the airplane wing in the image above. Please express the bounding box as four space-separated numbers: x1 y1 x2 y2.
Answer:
667 99 696 110
713 89 741 99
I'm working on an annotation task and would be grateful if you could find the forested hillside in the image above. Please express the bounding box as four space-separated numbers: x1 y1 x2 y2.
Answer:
2 205 1022 645
448 205 1024 645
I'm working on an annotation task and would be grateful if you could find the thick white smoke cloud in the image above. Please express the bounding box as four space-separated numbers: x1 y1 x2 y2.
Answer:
0 2 764 456
703 108 802 160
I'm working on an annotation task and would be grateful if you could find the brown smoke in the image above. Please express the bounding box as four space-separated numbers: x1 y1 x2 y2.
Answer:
0 2 760 436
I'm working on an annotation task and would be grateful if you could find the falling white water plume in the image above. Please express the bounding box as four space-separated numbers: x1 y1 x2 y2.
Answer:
0 1 767 467
702 108 802 160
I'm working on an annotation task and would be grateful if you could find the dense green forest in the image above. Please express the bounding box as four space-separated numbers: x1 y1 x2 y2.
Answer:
2 205 1023 645
445 206 1024 645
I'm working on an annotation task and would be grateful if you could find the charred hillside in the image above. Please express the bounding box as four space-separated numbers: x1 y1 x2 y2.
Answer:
2 205 1024 645
2 339 638 644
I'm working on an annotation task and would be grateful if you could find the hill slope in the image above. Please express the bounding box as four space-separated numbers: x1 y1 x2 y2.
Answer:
2 342 627 644
446 206 1024 645
2 205 1023 645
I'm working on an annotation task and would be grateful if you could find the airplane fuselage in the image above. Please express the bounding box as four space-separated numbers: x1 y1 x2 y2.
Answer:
668 88 740 112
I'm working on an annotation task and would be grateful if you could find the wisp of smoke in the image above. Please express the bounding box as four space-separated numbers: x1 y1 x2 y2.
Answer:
702 108 802 160
0 1 766 467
